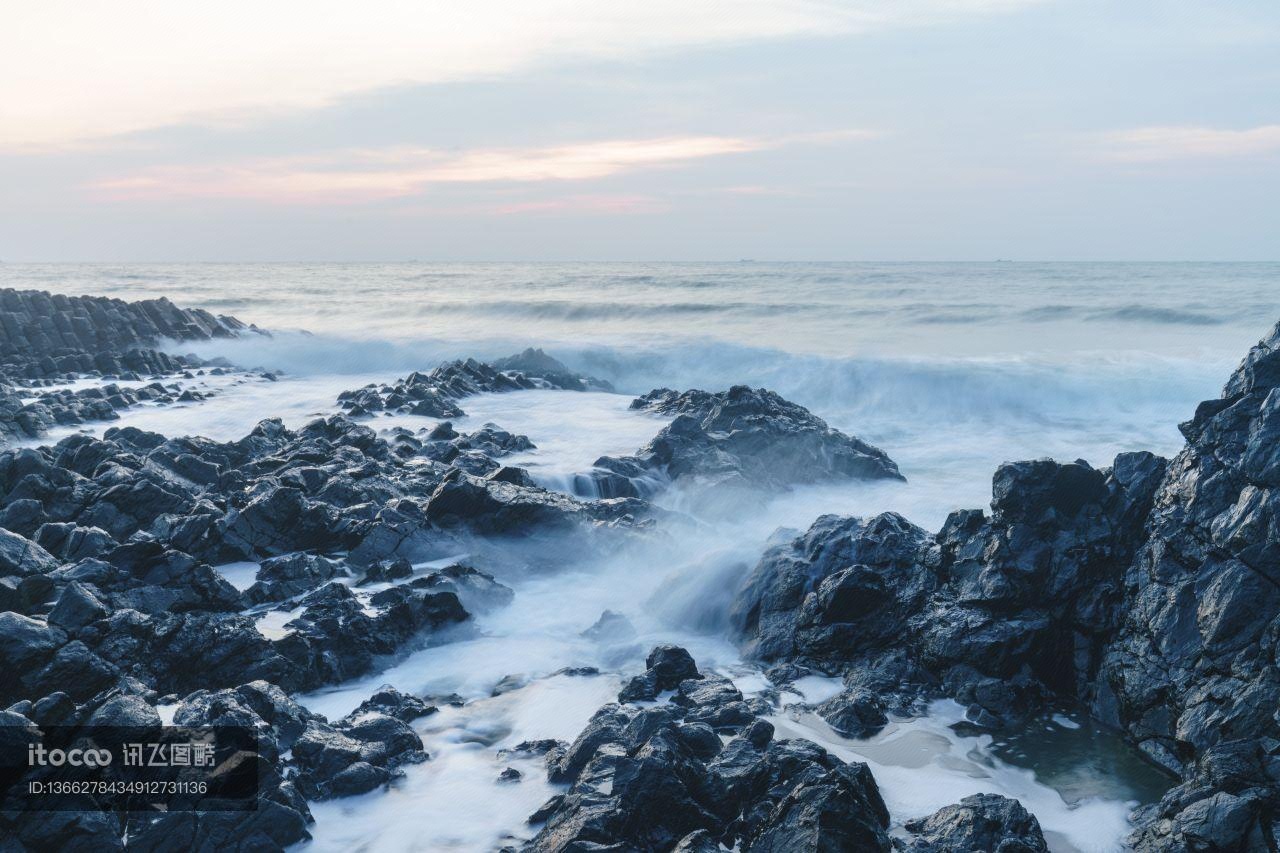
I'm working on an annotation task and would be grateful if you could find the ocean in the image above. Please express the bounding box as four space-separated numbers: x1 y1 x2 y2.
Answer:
5 261 1278 851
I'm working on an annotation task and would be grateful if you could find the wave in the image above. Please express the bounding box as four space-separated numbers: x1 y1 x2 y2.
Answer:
1088 305 1227 326
412 299 834 320
177 331 1231 457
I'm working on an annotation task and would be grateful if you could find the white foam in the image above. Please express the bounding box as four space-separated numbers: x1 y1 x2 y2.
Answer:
212 561 259 592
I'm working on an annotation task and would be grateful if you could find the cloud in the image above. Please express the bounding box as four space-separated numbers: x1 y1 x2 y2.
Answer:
89 135 780 203
1 0 1043 150
1095 125 1280 162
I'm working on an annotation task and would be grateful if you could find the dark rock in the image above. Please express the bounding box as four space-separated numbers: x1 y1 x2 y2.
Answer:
618 644 702 702
816 689 887 739
245 553 347 604
0 528 59 576
292 706 428 800
336 353 609 420
350 685 437 723
595 385 903 497
897 793 1048 852
529 649 891 852
47 581 109 630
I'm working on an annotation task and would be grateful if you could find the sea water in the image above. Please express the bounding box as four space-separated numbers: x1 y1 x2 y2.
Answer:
6 261 1279 851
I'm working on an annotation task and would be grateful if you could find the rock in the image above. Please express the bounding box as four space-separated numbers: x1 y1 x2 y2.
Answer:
405 564 514 613
0 612 66 699
529 649 891 852
1099 322 1280 775
816 689 887 738
87 694 161 729
0 528 59 576
0 289 256 440
897 794 1048 852
336 353 609 420
245 553 346 604
350 685 437 723
492 348 613 392
730 512 934 663
581 610 637 643
498 767 523 783
292 706 428 800
594 385 903 497
47 581 109 630
273 581 468 689
357 557 413 586
618 644 702 703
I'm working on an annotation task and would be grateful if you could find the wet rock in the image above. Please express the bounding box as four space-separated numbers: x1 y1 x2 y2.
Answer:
1127 739 1280 852
245 553 347 604
337 353 609 420
34 523 118 562
529 649 891 852
0 528 59 576
1098 322 1280 778
0 613 67 696
356 556 413 586
618 644 702 702
292 708 427 800
405 564 514 612
350 685 437 723
897 793 1048 852
492 348 613 392
47 581 109 630
815 689 887 738
274 581 467 689
730 512 934 663
596 385 903 496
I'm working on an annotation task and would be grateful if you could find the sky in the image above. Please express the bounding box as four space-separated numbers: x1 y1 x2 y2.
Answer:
2 0 1278 261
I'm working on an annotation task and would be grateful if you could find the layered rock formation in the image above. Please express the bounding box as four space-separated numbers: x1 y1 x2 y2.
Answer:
0 288 250 381
0 288 259 442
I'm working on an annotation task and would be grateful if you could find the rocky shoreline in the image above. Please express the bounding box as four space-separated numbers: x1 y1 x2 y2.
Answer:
0 288 1276 851
0 288 271 443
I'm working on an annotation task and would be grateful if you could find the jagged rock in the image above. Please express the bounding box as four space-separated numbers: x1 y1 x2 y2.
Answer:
357 557 413 586
1098 320 1280 777
245 553 347 604
730 512 935 663
337 352 609 419
292 708 427 800
815 689 887 739
273 581 467 688
47 581 109 630
590 385 903 497
0 288 258 441
0 528 59 576
402 564 514 612
1128 739 1280 852
618 644 702 702
492 348 613 392
530 650 890 853
897 793 1048 852
350 685 437 723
